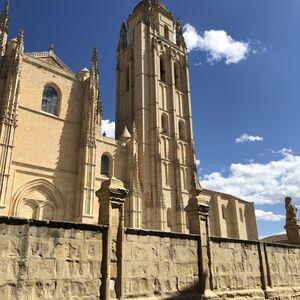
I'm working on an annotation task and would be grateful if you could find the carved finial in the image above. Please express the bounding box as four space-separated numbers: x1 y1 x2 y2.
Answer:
285 197 298 224
176 18 186 49
49 44 54 53
191 171 202 197
0 1 9 34
143 0 160 6
117 22 127 52
16 28 24 51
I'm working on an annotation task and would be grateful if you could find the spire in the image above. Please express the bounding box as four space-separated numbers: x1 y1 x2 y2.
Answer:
0 1 9 34
90 48 102 118
17 28 24 48
176 18 186 49
0 1 9 56
117 22 127 52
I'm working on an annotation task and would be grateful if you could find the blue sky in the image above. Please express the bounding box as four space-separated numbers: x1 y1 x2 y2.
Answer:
5 0 300 238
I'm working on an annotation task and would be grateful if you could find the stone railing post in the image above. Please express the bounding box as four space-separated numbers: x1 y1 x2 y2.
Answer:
185 197 218 299
96 178 129 300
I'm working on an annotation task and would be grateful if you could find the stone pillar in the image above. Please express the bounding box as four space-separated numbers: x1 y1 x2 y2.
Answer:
284 197 300 245
185 196 218 299
96 178 129 300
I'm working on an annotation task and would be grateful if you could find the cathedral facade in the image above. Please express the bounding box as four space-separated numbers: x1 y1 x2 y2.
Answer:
0 1 257 240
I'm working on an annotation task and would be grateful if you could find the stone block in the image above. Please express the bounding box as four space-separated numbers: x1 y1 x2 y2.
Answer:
0 258 19 283
28 258 55 280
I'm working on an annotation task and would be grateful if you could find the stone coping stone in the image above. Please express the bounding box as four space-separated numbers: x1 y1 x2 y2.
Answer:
0 216 108 232
125 227 199 240
211 235 300 249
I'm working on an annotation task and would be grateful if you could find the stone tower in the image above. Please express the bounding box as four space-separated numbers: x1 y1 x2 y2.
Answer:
116 0 200 233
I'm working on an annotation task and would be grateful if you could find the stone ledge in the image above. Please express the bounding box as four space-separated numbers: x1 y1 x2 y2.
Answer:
125 227 199 240
0 216 108 232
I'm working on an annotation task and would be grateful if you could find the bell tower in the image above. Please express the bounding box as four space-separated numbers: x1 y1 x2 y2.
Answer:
116 0 200 232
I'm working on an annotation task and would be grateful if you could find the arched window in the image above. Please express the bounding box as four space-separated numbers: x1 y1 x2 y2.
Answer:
161 113 169 134
164 25 169 39
41 86 59 116
160 56 166 83
101 155 110 177
179 120 186 140
174 62 181 90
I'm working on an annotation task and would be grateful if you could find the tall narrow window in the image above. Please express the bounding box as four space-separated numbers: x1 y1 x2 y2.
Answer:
160 56 166 83
239 208 244 222
41 86 59 116
125 65 130 92
178 120 186 140
222 205 226 219
164 25 169 39
101 155 110 177
161 113 169 134
174 62 181 90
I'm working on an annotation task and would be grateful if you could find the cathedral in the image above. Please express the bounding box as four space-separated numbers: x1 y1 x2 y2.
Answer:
0 0 258 240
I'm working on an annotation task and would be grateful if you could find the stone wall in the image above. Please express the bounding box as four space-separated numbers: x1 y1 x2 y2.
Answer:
0 217 105 300
210 237 300 299
1 216 300 299
123 229 199 299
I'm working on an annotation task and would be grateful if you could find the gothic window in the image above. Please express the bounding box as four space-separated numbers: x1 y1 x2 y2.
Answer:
164 25 169 39
178 120 186 140
161 113 169 134
174 62 181 90
101 155 110 177
41 86 59 116
160 56 166 83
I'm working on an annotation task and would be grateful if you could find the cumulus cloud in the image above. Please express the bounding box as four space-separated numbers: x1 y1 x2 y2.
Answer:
235 134 264 144
201 149 300 205
196 159 201 167
101 119 115 138
255 209 285 222
183 24 250 64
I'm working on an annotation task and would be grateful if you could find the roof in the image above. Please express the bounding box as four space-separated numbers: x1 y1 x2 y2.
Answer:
261 234 289 244
202 188 252 204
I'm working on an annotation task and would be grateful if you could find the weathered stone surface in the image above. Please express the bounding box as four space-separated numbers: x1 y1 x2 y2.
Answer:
123 231 199 298
0 220 103 300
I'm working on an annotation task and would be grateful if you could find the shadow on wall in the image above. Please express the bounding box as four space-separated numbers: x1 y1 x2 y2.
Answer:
54 81 84 222
166 281 202 299
167 273 207 300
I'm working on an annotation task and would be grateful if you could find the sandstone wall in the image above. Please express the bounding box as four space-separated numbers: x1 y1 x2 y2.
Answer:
210 237 300 299
0 217 300 299
0 217 105 300
123 229 199 299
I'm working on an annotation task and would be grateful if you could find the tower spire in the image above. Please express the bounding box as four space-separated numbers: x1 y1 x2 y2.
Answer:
0 1 9 56
117 22 127 52
176 18 186 49
91 48 102 118
0 1 9 32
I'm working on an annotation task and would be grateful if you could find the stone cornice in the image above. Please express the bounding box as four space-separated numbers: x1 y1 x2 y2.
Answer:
23 54 78 80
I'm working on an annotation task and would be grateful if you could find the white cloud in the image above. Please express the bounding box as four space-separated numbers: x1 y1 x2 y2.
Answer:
255 209 285 222
201 149 300 205
101 120 115 138
183 24 250 64
196 159 201 167
235 134 264 144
